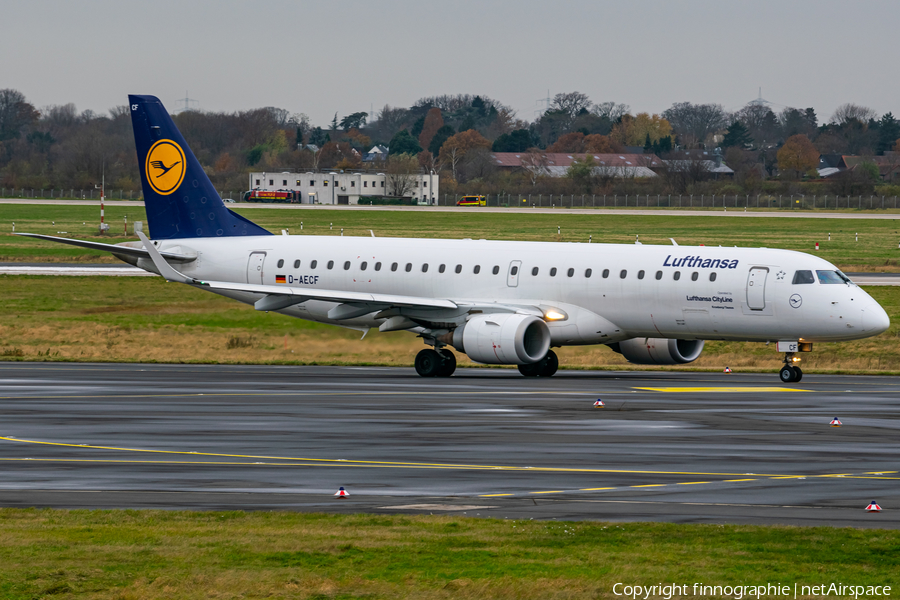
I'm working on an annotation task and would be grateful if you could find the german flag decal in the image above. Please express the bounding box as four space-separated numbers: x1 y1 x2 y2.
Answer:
275 275 286 284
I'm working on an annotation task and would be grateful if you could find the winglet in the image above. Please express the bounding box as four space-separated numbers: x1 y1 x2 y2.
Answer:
136 231 194 283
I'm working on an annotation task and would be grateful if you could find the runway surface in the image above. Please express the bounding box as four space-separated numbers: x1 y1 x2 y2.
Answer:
0 363 897 528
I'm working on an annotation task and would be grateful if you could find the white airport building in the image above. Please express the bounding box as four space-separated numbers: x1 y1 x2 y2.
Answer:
248 170 439 205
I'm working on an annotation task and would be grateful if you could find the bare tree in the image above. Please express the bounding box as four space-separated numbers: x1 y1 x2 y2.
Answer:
734 103 780 147
662 102 728 147
831 103 877 126
549 91 592 119
591 101 630 121
520 149 548 186
385 153 420 197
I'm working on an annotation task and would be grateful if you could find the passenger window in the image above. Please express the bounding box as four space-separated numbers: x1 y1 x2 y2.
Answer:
310 260 317 269
709 272 717 282
637 270 645 279
673 271 681 281
655 270 662 280
455 264 462 274
422 264 428 273
793 270 815 284
405 263 412 272
474 265 481 274
391 262 398 272
602 269 609 278
492 265 500 275
375 262 382 271
343 261 351 270
439 264 446 273
620 269 627 279
327 260 334 270
550 267 557 277
691 272 698 281
293 260 301 269
511 266 519 275
567 268 574 277
360 261 367 271
585 268 592 278
277 259 284 268
532 267 539 276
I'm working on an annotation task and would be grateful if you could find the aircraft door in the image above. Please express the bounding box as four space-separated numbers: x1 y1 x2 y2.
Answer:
247 252 266 284
746 267 768 310
507 260 522 287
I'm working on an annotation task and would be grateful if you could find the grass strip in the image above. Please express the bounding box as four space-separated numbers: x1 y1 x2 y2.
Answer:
1 275 898 374
0 508 898 599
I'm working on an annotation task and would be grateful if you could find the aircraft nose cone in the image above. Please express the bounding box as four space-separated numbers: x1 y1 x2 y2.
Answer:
862 301 891 335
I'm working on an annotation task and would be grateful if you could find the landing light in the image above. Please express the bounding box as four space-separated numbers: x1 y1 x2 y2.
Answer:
791 357 802 363
544 309 567 321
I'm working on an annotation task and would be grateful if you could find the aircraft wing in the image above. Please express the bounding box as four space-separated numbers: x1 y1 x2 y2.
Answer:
135 232 457 310
13 233 196 262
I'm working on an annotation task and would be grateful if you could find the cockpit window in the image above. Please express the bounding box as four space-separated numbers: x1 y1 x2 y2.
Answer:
792 270 815 284
817 270 851 284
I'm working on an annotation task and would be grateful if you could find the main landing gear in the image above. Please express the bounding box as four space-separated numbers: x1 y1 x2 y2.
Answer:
779 352 803 383
414 348 456 377
517 349 559 378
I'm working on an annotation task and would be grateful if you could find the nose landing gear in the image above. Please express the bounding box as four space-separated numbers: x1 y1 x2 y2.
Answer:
779 352 803 382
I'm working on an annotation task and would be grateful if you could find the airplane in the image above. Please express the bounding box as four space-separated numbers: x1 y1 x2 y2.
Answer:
17 95 891 382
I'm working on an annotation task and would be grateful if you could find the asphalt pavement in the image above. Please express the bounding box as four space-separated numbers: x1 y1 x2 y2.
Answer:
0 363 897 528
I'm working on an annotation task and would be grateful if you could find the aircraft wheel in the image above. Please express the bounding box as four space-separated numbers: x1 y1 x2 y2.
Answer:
518 363 540 377
415 349 442 377
779 366 796 383
537 349 559 377
793 367 803 382
435 349 456 377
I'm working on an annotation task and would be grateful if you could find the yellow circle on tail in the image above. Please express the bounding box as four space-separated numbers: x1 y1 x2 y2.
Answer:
145 140 186 195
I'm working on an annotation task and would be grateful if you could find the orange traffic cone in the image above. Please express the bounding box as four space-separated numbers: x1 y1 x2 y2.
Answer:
866 501 882 512
334 486 349 498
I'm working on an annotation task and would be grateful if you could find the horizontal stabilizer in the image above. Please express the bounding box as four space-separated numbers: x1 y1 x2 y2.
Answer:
14 232 197 262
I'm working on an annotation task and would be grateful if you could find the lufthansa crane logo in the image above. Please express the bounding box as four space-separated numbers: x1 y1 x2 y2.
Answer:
145 139 186 195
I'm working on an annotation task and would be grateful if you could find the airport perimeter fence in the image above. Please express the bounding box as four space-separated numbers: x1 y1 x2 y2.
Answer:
438 193 900 211
0 189 237 201
4 187 900 211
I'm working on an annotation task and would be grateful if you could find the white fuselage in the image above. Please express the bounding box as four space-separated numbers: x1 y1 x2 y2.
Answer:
136 235 890 345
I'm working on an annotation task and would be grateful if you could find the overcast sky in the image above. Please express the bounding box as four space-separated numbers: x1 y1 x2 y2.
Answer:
3 0 898 126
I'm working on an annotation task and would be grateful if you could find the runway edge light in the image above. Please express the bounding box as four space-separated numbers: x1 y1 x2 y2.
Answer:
866 501 882 512
724 367 732 373
830 417 842 427
335 486 349 498
593 400 604 407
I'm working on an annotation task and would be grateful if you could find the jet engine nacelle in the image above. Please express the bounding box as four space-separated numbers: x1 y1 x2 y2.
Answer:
452 313 551 365
609 338 704 365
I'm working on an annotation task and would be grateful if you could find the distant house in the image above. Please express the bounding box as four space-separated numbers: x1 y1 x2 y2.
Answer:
362 145 389 162
841 154 900 182
662 149 734 179
491 152 663 178
817 154 846 178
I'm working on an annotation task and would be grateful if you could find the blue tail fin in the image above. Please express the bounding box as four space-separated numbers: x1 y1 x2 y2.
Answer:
129 94 271 239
